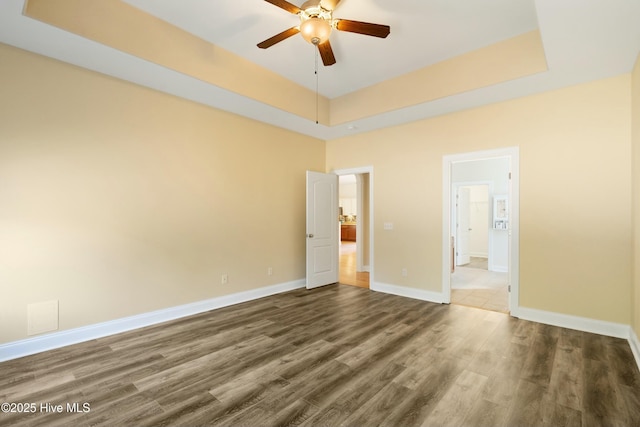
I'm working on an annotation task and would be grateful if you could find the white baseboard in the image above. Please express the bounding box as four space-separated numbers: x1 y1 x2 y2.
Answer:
0 279 305 363
469 253 488 258
514 306 630 339
4 280 639 375
371 281 446 304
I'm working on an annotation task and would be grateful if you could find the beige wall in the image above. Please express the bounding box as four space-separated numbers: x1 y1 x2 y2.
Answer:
0 43 325 344
330 31 547 125
632 53 640 337
327 75 632 324
0 40 637 346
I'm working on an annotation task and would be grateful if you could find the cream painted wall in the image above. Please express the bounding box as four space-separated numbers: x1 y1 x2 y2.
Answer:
0 40 636 346
0 43 325 344
632 53 640 336
330 31 547 125
327 75 632 324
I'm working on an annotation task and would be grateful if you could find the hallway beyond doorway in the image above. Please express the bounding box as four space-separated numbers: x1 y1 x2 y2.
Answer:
339 241 369 288
443 147 519 315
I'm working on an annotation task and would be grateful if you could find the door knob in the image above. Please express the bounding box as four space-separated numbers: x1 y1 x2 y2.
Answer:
307 234 314 238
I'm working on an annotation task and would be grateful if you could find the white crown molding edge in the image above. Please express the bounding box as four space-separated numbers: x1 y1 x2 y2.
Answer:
0 279 305 363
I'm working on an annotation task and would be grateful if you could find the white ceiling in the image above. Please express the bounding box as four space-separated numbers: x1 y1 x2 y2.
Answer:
122 0 539 99
1 0 639 140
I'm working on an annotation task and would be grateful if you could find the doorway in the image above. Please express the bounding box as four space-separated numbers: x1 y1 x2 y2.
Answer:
335 168 373 289
442 148 520 316
451 183 508 312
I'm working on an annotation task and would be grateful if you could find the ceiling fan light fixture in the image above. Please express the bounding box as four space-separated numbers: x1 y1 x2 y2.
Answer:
258 0 390 66
300 17 332 45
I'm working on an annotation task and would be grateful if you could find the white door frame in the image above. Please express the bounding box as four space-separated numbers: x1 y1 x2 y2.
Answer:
333 166 374 285
442 147 520 316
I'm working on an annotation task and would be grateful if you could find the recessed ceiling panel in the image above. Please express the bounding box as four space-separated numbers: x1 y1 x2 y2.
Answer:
123 0 539 98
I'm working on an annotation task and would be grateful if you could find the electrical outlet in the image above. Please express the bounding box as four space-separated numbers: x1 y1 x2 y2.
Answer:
267 267 273 276
221 274 228 284
402 268 408 277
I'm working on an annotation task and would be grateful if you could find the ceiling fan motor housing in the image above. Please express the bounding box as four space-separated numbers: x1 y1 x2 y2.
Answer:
301 0 328 13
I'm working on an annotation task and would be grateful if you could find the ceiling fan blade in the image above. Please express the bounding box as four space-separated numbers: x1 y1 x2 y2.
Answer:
318 40 336 66
320 0 341 11
264 0 302 15
336 19 390 38
257 27 300 49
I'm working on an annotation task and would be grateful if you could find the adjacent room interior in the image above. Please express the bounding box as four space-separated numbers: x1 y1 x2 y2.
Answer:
1 0 640 425
450 158 511 314
338 173 370 289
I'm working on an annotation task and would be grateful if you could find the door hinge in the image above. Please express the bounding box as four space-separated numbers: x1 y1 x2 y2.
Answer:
508 285 511 292
508 172 512 180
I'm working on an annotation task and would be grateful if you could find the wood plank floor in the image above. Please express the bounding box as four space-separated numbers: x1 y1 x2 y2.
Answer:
339 241 369 289
1 284 640 426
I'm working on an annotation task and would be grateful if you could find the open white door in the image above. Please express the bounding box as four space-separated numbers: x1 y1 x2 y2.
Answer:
306 171 339 289
456 187 471 266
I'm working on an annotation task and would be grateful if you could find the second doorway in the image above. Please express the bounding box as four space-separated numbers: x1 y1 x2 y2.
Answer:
338 173 370 288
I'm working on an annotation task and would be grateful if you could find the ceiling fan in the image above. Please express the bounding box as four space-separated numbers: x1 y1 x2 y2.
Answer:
257 0 390 66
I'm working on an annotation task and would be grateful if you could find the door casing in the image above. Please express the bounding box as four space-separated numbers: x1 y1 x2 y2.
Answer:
442 147 520 316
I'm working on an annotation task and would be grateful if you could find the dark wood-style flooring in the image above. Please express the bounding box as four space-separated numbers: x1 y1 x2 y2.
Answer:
1 284 639 426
